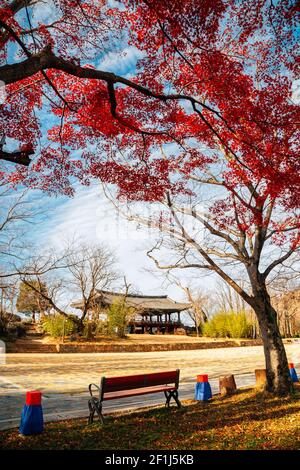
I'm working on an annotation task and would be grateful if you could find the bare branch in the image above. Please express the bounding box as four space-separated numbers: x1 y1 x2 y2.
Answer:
263 248 299 280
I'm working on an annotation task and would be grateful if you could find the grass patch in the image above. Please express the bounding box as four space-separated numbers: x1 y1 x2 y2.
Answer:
1 385 299 450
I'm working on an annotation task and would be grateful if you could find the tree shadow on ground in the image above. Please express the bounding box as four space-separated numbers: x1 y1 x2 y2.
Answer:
0 385 299 450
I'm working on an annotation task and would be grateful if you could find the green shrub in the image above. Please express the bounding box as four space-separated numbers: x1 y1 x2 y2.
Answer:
94 320 109 336
202 311 253 338
107 299 135 338
42 314 77 338
81 320 109 338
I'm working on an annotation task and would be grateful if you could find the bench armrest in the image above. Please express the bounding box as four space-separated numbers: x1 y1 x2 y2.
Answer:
89 383 101 398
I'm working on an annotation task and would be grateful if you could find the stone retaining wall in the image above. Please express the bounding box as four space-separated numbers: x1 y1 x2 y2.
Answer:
56 339 263 353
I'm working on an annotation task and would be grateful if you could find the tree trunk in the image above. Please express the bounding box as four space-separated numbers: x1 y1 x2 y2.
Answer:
76 309 89 333
77 317 85 333
252 283 293 396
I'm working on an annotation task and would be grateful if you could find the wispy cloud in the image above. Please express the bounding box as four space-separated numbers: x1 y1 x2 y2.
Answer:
40 183 172 295
97 46 144 76
21 181 216 306
31 0 59 25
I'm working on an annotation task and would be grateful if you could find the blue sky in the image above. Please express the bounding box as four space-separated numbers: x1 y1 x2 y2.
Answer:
5 1 299 308
5 2 215 304
34 181 216 304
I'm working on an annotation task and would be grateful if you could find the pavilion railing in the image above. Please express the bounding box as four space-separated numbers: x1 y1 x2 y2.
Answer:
128 320 182 327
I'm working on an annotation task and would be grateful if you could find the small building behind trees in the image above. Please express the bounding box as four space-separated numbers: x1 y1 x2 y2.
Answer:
71 290 191 334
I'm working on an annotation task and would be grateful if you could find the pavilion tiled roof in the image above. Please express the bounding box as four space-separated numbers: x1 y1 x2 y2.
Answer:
71 290 191 313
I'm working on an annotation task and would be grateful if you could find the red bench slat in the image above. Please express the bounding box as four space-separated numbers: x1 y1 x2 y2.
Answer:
103 370 178 393
103 385 176 401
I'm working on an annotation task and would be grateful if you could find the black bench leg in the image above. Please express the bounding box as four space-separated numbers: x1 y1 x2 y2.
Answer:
164 390 181 409
88 398 105 425
88 400 95 424
173 390 182 409
164 391 172 408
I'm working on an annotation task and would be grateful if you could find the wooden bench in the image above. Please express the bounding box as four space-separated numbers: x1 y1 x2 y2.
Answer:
88 369 181 424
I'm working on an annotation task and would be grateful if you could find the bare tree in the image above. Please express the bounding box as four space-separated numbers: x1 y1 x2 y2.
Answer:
0 279 19 334
20 274 79 325
215 281 247 314
270 279 300 338
0 183 53 287
184 289 210 337
0 184 48 331
103 180 299 394
0 185 37 270
165 274 210 336
20 242 119 332
65 243 119 329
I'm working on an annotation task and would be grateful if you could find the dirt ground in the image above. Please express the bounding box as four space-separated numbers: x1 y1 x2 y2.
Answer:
1 343 299 393
0 343 299 431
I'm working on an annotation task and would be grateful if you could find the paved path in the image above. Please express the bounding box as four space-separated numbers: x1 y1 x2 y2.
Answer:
0 344 299 431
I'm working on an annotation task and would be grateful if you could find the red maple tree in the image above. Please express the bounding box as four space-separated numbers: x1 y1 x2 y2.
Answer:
0 0 299 394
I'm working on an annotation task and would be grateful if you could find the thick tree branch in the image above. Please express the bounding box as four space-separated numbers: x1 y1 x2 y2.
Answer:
9 0 38 15
174 204 247 259
0 46 235 131
165 192 254 305
21 277 81 324
147 244 212 271
0 37 272 171
0 149 33 166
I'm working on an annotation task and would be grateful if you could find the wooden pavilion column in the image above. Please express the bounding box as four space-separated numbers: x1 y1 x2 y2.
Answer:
166 313 170 333
142 312 147 334
157 313 162 333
